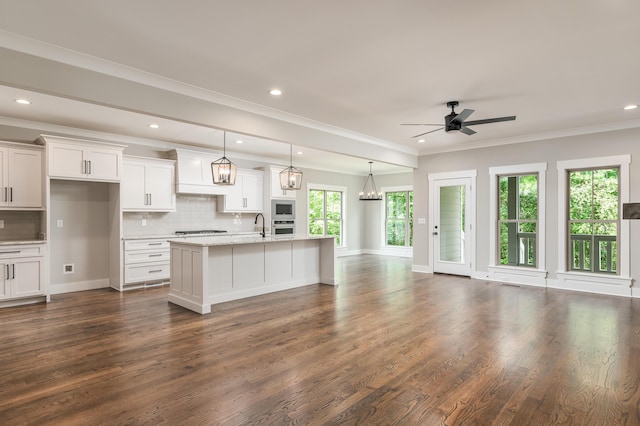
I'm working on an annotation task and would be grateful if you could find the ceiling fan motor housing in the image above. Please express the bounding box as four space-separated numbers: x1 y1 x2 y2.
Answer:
445 112 461 132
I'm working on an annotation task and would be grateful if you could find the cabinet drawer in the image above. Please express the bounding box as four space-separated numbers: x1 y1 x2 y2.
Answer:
125 249 170 264
124 262 170 283
0 245 43 258
124 239 169 251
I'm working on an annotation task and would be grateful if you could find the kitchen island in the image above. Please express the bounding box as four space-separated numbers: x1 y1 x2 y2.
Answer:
167 234 336 314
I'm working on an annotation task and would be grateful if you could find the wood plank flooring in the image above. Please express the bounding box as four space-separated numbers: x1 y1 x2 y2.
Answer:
2 254 640 425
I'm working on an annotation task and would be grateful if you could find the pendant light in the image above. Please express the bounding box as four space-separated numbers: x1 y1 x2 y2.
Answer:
211 131 237 185
280 145 303 190
359 161 382 201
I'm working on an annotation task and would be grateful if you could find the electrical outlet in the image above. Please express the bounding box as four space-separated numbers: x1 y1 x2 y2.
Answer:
141 218 147 226
0 220 4 229
57 219 64 228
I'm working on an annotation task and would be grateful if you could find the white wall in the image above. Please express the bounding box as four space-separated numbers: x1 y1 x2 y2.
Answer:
413 127 640 285
49 180 111 288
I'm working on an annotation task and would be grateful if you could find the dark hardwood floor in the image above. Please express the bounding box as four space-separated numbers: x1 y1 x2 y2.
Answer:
2 255 640 425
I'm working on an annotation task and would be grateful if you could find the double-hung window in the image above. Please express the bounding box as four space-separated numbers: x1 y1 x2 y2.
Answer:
308 185 345 246
385 190 413 247
498 174 538 267
567 167 619 274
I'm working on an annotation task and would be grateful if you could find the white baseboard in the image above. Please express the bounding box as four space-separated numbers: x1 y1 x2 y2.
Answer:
412 264 432 273
50 278 110 294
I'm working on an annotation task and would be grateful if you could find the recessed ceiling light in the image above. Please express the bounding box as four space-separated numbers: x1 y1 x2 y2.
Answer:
624 104 638 110
15 99 31 105
235 140 243 144
296 151 303 155
148 124 160 129
418 139 426 143
269 89 282 96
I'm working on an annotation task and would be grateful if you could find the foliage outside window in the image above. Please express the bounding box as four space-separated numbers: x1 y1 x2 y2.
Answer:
498 174 538 267
385 191 413 247
308 189 343 246
568 168 618 274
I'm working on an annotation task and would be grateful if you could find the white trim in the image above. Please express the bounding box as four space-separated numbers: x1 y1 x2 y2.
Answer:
49 278 110 294
412 264 432 273
553 272 632 297
428 170 477 277
488 162 547 277
556 155 630 282
487 265 548 287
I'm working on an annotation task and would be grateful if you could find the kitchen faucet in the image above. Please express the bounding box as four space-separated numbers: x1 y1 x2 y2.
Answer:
254 213 266 238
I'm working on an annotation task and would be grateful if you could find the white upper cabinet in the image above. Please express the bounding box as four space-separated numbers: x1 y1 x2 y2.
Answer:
169 149 230 195
218 169 264 213
0 143 43 209
269 166 297 200
122 157 176 212
37 135 125 182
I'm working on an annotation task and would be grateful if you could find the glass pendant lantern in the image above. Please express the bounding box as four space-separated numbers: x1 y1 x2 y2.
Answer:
279 144 303 190
211 131 237 185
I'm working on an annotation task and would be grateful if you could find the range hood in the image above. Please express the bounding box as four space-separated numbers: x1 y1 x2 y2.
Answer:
169 149 230 195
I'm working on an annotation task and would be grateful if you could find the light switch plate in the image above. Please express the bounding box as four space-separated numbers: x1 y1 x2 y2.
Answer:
0 220 4 229
57 219 64 228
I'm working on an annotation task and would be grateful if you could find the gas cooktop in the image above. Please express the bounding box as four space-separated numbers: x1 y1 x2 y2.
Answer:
175 230 227 236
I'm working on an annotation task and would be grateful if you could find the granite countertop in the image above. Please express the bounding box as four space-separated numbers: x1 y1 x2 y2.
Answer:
0 240 46 245
167 234 334 247
122 232 261 241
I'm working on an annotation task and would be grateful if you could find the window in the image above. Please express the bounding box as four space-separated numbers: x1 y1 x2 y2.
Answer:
308 187 344 246
489 163 546 278
498 174 538 267
385 190 413 247
557 155 630 295
567 167 619 274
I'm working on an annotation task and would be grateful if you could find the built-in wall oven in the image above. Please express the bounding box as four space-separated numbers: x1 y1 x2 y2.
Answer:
272 199 296 236
271 199 295 221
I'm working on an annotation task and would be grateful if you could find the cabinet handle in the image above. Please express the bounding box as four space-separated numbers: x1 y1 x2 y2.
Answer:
5 264 8 280
10 187 13 203
0 250 21 254
3 187 6 202
149 269 163 273
147 243 162 246
148 254 162 257
11 264 15 280
88 160 92 175
148 193 152 205
82 160 86 174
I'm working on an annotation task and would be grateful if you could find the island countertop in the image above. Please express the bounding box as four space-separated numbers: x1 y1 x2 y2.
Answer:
167 233 334 247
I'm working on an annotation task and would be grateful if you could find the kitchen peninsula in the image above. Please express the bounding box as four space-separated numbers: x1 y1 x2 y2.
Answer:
168 234 336 314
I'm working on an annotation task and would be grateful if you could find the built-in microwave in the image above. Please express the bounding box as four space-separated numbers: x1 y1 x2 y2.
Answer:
271 199 295 221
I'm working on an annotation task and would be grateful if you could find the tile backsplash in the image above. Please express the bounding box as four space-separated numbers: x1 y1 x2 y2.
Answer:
122 194 259 236
0 211 44 241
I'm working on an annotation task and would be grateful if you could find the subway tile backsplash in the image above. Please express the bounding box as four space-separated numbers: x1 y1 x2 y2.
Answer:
122 194 258 237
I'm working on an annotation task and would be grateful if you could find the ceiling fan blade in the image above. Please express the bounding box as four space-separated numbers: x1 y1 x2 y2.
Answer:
412 127 444 138
452 108 474 123
459 126 476 136
463 116 516 126
400 123 443 126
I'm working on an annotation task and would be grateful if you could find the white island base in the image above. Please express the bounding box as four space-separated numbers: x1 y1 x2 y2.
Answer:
168 235 336 314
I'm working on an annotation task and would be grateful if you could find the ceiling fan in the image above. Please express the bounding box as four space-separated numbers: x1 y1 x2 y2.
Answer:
402 101 516 138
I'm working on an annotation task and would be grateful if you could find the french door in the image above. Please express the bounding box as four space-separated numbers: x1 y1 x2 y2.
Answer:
429 172 475 276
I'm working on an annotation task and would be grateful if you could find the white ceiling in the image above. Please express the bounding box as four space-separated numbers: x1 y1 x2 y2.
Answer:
0 1 639 175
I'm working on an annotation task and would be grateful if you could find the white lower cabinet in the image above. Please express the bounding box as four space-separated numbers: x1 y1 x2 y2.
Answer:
0 244 45 301
123 239 170 287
